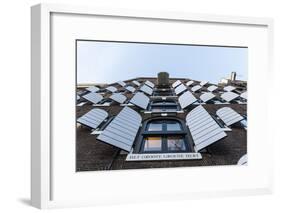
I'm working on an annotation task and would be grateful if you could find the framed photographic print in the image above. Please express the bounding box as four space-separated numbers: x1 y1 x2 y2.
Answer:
31 3 274 209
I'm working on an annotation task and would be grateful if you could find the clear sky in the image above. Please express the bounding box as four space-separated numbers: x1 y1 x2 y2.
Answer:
77 40 247 85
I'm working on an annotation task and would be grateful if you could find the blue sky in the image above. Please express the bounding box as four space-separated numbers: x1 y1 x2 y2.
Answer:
77 40 247 84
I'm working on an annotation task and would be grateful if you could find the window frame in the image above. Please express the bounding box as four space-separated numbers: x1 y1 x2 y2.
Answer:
133 118 193 153
149 99 180 112
153 87 174 96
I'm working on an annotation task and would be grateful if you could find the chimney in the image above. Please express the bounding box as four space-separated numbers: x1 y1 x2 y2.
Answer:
157 72 169 87
230 72 236 81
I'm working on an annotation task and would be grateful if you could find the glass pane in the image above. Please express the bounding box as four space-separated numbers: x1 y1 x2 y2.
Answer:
166 122 181 131
154 92 172 96
164 101 176 105
147 122 163 131
144 137 162 151
164 106 177 111
152 101 165 105
151 106 177 112
167 136 186 151
151 106 164 112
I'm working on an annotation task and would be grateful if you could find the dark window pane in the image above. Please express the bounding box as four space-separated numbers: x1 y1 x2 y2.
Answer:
151 105 177 112
167 136 186 151
147 122 163 131
151 106 164 112
166 122 181 131
144 137 162 151
152 101 164 104
153 91 173 96
164 106 177 111
164 100 176 104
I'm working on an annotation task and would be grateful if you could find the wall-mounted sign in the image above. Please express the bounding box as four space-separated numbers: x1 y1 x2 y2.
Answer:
126 153 202 161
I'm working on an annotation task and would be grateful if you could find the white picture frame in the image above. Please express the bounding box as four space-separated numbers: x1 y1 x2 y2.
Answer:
31 3 274 209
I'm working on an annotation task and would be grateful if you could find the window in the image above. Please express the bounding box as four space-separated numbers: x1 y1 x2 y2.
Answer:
99 98 113 104
153 88 173 96
150 100 179 112
147 122 163 131
211 115 225 128
143 137 162 151
167 136 186 151
137 119 191 153
166 122 181 131
153 91 173 96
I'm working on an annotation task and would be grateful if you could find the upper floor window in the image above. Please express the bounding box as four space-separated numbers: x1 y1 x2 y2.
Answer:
150 100 179 112
153 88 173 96
147 120 182 131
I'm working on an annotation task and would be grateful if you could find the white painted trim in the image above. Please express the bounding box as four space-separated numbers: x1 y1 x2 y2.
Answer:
31 4 51 209
38 3 273 26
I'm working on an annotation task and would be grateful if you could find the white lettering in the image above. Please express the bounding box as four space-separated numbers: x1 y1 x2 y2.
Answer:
126 153 202 161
